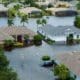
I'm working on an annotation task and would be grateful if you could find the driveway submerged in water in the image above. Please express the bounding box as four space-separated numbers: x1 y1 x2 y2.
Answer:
5 42 55 80
5 41 80 80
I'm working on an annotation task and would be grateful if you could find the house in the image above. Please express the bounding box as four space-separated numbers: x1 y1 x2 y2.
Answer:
0 27 36 43
46 7 77 16
46 7 68 15
19 7 42 17
38 24 80 42
35 0 59 7
54 1 72 8
0 4 8 17
55 10 77 17
36 0 58 4
35 1 49 7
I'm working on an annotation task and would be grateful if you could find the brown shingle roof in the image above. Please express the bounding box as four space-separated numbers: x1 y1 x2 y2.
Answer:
0 26 36 37
0 31 14 42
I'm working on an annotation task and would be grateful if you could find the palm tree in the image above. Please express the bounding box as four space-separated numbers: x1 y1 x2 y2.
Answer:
36 19 42 31
8 6 21 27
36 18 47 32
42 18 47 26
8 8 16 26
8 19 14 26
20 13 28 27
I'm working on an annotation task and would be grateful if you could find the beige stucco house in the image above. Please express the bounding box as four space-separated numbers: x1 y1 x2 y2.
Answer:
0 27 36 43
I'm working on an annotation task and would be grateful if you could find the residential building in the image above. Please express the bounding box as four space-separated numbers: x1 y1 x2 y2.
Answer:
0 27 36 43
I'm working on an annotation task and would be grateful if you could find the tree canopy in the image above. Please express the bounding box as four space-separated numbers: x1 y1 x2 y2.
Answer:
0 48 19 80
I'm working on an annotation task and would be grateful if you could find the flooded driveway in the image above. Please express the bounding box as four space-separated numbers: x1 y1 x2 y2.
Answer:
5 41 80 80
5 42 55 80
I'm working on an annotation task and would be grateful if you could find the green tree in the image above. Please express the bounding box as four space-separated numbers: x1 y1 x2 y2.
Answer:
36 18 47 27
8 8 16 26
0 49 9 70
13 4 22 11
76 1 80 10
33 34 43 45
54 64 70 80
0 48 19 80
42 18 47 26
20 13 28 27
8 19 14 26
8 8 16 18
36 19 42 30
23 0 35 6
74 16 80 28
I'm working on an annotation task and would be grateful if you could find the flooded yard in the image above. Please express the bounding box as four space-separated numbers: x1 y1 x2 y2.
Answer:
5 42 55 80
1 16 80 80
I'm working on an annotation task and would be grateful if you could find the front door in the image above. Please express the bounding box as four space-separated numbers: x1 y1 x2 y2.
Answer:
17 35 22 42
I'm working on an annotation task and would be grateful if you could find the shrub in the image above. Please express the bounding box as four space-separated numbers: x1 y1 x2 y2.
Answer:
46 38 55 45
14 42 24 48
42 55 51 61
4 40 14 51
33 34 43 45
24 35 29 40
45 10 53 15
34 34 43 41
54 64 70 80
4 40 14 46
66 34 74 45
0 49 9 69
